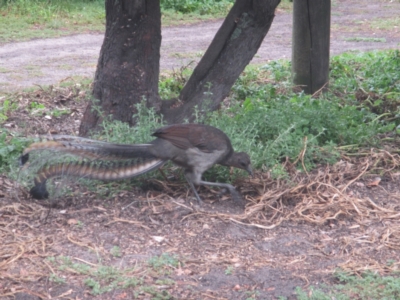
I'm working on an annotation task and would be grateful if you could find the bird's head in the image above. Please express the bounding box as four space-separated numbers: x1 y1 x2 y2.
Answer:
229 152 253 177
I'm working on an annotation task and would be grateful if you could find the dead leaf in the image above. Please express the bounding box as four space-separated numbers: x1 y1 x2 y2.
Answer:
67 219 78 225
366 177 381 187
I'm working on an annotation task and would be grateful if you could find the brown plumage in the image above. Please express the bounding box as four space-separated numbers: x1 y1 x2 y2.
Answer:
21 124 252 205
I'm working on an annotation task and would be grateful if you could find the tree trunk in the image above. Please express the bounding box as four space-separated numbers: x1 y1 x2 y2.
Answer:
80 0 161 136
292 0 331 94
161 0 281 124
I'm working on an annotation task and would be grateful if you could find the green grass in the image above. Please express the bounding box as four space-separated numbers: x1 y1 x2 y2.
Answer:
296 270 400 299
370 16 400 30
0 0 106 42
344 37 387 43
160 0 233 15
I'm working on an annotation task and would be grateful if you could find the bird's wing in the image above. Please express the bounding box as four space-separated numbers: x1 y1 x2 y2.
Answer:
152 124 219 153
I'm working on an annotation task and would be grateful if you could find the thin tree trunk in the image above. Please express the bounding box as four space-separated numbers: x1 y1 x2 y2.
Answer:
161 0 281 124
79 0 161 136
292 0 331 94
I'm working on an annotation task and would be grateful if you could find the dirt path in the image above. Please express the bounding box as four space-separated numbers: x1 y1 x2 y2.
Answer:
0 0 399 92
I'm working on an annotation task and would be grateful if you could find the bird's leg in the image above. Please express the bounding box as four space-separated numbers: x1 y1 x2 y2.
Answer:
184 174 204 204
198 180 244 206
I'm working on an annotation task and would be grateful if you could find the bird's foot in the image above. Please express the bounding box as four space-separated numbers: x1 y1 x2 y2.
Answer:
230 189 245 207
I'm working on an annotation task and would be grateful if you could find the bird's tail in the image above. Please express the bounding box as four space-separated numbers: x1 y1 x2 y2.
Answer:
20 135 164 200
20 135 153 165
30 157 166 199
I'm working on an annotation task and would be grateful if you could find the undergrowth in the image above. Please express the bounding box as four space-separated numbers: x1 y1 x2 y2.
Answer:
220 51 398 172
160 0 233 15
2 50 398 182
78 50 399 185
157 50 399 179
296 270 400 300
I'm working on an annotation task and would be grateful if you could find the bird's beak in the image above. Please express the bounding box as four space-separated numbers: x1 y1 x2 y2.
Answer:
247 165 254 178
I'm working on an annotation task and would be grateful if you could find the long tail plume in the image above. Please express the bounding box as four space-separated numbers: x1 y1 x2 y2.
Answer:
30 157 166 199
20 135 153 165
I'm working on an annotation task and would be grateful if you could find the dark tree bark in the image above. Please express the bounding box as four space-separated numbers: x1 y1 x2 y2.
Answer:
161 0 281 124
79 0 281 136
292 0 331 94
80 0 161 136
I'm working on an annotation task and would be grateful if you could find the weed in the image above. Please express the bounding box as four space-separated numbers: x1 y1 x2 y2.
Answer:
28 101 46 115
224 265 234 275
140 286 174 300
155 278 176 285
159 64 193 100
48 255 141 295
50 108 71 117
110 246 122 258
49 273 66 284
296 270 400 299
245 290 261 300
148 253 180 273
0 98 18 121
95 99 164 145
0 130 29 174
160 0 233 15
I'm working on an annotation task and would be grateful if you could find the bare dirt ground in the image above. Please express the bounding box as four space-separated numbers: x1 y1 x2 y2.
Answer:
1 1 400 299
0 0 399 92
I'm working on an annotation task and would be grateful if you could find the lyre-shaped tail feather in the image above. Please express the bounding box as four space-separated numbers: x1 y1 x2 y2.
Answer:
30 157 166 199
20 135 153 166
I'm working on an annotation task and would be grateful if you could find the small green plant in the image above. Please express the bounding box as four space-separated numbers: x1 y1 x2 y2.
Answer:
49 273 66 284
148 253 180 274
224 265 234 275
51 108 71 117
110 246 121 258
140 285 174 300
28 101 46 115
0 130 29 174
94 99 164 145
245 290 261 300
155 278 175 285
0 99 18 121
159 65 193 100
